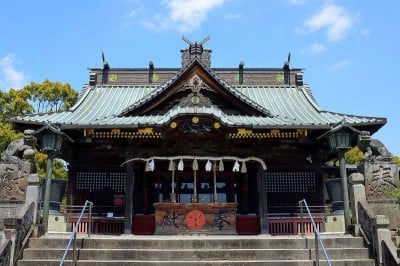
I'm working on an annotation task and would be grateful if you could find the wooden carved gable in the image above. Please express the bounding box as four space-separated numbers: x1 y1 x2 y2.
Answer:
120 60 270 117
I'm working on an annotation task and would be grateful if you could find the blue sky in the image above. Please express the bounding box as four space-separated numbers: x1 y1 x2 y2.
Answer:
1 0 399 156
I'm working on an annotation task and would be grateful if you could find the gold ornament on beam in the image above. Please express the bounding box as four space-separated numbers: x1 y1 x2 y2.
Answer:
192 116 199 124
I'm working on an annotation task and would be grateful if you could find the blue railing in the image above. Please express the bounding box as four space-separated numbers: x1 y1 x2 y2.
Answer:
299 199 331 266
60 200 93 266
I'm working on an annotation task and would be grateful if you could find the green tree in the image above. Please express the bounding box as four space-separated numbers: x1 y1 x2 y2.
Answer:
345 146 364 165
394 156 400 165
0 89 33 119
23 79 78 113
0 122 23 152
35 152 68 180
1 80 78 179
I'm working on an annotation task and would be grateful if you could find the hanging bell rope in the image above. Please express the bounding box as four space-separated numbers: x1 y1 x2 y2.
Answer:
168 160 176 202
192 158 199 171
218 159 224 172
121 155 267 170
213 161 218 202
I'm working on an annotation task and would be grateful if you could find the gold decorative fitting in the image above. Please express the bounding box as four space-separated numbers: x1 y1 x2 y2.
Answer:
138 128 153 134
213 122 221 129
170 121 177 129
109 74 118 82
192 116 199 124
237 128 253 135
229 128 302 139
296 128 308 136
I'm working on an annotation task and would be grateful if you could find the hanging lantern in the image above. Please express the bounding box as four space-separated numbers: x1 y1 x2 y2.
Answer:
218 160 224 172
192 158 199 171
241 162 247 173
232 161 240 172
168 160 175 171
178 159 184 171
205 160 212 172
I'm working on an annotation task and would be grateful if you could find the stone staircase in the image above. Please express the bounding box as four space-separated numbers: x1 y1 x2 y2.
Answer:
17 234 375 265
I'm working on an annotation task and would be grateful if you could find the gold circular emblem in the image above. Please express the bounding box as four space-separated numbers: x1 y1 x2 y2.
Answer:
170 121 177 128
275 74 284 83
152 73 159 82
109 74 118 82
213 122 220 129
192 116 199 124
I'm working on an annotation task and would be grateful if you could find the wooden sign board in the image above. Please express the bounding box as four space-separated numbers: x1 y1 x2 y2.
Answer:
153 203 237 235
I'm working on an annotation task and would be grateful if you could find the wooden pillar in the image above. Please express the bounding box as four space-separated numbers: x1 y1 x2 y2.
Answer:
257 165 268 234
124 161 134 234
242 173 249 213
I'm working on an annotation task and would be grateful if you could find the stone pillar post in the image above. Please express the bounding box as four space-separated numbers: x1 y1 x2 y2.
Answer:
26 174 41 226
349 173 366 236
3 229 16 266
372 215 391 265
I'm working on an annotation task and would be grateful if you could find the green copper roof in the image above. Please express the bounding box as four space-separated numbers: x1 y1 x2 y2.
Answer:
9 84 385 131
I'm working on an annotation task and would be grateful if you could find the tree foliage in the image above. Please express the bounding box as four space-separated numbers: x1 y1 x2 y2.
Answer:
0 122 23 152
35 152 68 180
0 89 33 119
23 79 78 113
345 146 364 165
0 79 78 179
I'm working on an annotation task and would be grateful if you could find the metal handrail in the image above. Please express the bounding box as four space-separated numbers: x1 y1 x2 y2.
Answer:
60 200 93 266
299 199 331 266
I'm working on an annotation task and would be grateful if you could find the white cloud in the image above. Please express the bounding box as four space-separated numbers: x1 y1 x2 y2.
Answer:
143 0 225 32
127 8 140 18
303 3 355 41
302 42 326 54
329 59 351 71
0 54 27 91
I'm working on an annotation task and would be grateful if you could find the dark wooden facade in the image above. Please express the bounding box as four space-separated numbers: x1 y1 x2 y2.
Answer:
9 38 386 235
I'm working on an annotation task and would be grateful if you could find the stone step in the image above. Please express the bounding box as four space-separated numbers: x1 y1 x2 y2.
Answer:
17 234 375 266
26 235 367 249
17 259 375 266
21 247 371 261
22 248 310 261
310 247 371 260
18 259 314 266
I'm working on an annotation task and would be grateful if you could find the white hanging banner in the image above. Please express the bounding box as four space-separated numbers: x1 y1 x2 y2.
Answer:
232 161 240 172
148 159 155 171
205 160 212 172
178 159 184 171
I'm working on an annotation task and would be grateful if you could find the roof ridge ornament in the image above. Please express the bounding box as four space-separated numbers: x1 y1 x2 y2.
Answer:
181 35 212 68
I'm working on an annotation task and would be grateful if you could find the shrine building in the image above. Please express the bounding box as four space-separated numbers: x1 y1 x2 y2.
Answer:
9 37 386 235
